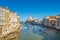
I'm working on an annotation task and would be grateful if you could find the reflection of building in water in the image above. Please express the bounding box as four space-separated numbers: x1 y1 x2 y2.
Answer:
0 7 21 38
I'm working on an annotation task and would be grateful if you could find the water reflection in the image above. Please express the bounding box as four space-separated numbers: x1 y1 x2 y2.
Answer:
43 28 60 40
20 23 60 40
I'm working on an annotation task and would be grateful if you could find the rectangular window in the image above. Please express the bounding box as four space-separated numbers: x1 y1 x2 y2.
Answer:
57 21 59 23
57 24 59 27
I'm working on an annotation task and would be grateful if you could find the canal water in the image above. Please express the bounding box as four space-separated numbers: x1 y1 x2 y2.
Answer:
20 23 60 40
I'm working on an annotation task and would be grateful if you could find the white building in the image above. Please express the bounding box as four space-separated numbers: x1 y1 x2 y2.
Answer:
28 16 34 22
56 16 60 30
0 7 20 37
43 16 49 26
0 7 8 35
0 7 6 25
43 16 60 30
8 12 19 29
43 16 57 27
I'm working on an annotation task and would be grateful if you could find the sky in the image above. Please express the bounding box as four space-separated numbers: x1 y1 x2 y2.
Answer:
0 0 60 21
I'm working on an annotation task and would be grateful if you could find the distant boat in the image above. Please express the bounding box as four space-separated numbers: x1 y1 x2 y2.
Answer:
24 27 28 29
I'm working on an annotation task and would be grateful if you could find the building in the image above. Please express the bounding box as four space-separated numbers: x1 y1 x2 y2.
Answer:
28 16 34 22
56 16 60 30
34 19 42 23
0 7 9 36
43 16 57 28
43 15 60 29
43 17 49 26
48 16 56 28
9 12 18 28
0 7 21 38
